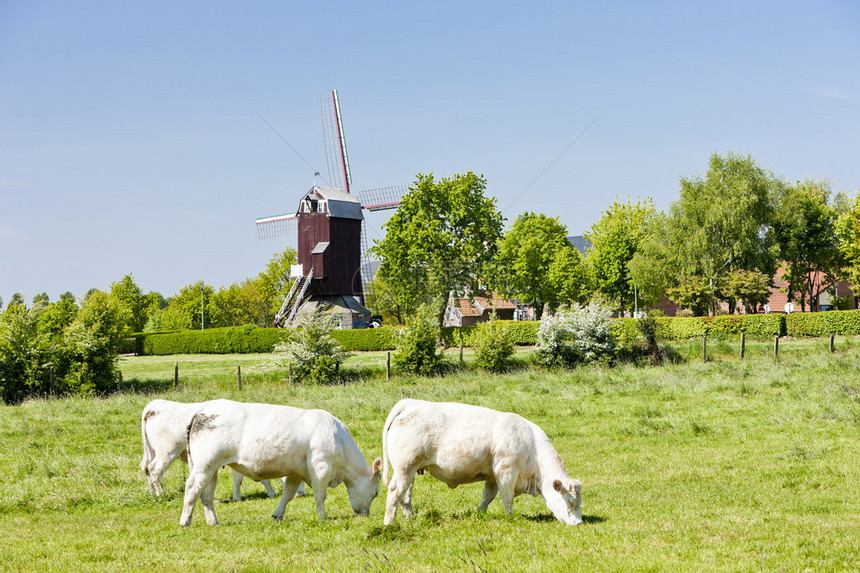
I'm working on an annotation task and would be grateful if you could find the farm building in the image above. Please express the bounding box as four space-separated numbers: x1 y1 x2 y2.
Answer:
443 293 517 327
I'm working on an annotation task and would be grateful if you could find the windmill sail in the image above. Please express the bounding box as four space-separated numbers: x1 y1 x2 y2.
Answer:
255 212 297 240
321 90 352 193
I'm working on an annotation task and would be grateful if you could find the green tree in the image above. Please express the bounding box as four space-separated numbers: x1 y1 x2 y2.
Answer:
836 192 860 297
547 246 592 310
722 270 772 314
37 292 79 338
585 197 656 316
255 247 298 321
494 212 578 316
164 281 214 330
372 172 504 325
110 274 148 332
632 152 780 315
773 179 845 311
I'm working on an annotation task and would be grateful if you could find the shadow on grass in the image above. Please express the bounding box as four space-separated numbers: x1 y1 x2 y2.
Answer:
523 512 607 524
112 378 175 395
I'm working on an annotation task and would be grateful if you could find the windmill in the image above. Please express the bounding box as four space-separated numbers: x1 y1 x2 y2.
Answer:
255 90 407 328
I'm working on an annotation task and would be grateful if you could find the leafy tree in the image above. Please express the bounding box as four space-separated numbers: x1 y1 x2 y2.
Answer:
722 270 772 314
255 247 299 321
631 152 780 315
585 197 657 316
664 275 712 317
547 246 592 310
209 284 255 327
364 273 409 325
0 298 41 403
60 290 131 395
772 179 844 311
836 192 860 296
110 274 148 332
164 281 214 330
494 212 580 316
372 172 504 325
37 292 79 338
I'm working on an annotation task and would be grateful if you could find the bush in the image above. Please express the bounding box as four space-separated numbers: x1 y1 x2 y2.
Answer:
472 315 514 372
274 313 349 384
535 303 616 367
393 304 447 375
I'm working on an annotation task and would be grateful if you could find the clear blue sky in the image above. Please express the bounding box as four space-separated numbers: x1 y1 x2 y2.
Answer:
2 1 859 303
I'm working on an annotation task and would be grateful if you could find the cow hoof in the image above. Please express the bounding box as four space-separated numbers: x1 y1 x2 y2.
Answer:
272 514 284 522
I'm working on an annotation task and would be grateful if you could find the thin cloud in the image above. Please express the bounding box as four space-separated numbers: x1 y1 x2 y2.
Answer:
815 86 858 103
0 223 30 240
0 180 33 189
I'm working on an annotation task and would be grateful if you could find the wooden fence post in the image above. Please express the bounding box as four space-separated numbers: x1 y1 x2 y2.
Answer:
774 336 779 358
739 332 746 359
459 343 464 368
830 333 835 353
237 365 242 391
288 364 293 384
174 362 179 390
386 352 391 381
118 371 123 392
49 366 54 397
702 334 707 362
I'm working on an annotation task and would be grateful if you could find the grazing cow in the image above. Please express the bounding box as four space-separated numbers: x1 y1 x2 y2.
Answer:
140 399 298 500
179 399 382 526
382 399 583 525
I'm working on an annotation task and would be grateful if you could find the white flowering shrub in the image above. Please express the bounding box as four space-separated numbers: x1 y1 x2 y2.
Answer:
535 302 616 367
275 312 349 383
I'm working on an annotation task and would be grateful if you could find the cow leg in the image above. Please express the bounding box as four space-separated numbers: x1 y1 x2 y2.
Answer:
384 470 415 525
146 455 174 496
479 480 499 512
271 477 302 521
498 478 516 515
295 480 307 497
311 480 329 520
200 469 220 526
231 471 244 502
262 479 278 498
180 467 213 526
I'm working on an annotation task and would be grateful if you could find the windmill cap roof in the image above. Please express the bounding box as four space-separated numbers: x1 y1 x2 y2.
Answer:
303 186 363 220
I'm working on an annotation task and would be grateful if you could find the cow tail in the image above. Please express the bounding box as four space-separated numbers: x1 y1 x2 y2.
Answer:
185 414 197 470
381 400 407 488
140 407 155 474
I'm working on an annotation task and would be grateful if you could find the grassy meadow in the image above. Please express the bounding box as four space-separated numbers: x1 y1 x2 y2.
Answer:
1 339 859 571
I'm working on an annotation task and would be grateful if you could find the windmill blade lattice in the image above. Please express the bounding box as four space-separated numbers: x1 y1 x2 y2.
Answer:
255 213 298 240
356 185 409 211
321 90 352 192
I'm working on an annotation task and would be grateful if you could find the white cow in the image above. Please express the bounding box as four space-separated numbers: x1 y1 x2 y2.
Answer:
179 399 382 526
382 399 583 525
140 399 302 501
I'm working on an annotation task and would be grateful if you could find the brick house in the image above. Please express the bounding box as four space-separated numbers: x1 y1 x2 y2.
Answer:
443 293 517 327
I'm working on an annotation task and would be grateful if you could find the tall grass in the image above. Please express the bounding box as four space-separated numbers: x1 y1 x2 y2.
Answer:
1 342 859 570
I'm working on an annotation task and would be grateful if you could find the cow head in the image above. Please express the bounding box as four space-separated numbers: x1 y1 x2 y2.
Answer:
546 478 583 525
348 457 383 516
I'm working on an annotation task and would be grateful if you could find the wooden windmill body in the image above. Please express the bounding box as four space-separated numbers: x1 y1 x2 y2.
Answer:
255 91 406 328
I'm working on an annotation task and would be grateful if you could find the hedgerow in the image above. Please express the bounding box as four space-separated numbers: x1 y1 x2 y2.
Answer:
786 309 860 337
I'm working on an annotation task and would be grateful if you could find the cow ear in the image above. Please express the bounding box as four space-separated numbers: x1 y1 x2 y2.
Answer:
553 479 563 492
372 457 383 475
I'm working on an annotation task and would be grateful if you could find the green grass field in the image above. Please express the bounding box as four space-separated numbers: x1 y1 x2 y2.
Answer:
1 341 859 571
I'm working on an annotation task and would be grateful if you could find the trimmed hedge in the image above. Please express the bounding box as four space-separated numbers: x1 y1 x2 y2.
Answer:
613 313 786 343
786 309 860 337
135 326 287 355
441 321 539 347
132 311 860 356
330 327 400 351
135 325 403 355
